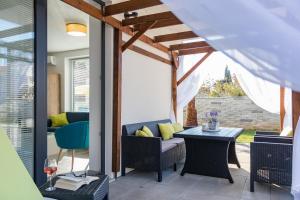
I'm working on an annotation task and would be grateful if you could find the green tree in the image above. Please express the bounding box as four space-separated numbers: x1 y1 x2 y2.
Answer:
224 65 232 83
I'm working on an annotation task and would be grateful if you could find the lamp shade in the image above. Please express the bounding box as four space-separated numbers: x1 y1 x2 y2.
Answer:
66 23 87 37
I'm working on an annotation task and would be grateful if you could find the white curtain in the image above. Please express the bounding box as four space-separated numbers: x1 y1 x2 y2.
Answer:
292 117 300 198
162 0 300 92
231 65 280 114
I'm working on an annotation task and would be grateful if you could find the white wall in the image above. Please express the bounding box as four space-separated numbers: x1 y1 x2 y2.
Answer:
89 22 172 178
121 37 172 124
48 48 89 111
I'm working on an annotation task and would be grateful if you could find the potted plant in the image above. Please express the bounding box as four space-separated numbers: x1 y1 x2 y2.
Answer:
206 111 219 130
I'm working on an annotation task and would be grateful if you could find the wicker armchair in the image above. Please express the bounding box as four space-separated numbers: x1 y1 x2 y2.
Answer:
250 131 293 192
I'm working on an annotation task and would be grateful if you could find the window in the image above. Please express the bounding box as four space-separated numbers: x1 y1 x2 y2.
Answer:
0 0 35 176
71 57 89 112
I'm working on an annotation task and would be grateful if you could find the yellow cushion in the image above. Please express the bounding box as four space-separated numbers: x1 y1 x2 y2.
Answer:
172 123 184 132
49 113 69 127
159 123 175 140
136 130 151 137
142 126 154 137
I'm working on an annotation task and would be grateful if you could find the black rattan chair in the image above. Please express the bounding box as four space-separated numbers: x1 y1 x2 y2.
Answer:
250 131 293 192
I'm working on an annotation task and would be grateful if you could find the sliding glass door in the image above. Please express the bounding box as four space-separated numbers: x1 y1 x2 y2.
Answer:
0 0 35 175
0 0 47 185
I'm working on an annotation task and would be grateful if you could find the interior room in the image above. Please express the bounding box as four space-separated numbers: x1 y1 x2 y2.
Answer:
46 0 90 174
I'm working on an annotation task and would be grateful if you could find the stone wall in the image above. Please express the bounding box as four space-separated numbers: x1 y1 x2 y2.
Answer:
192 96 280 131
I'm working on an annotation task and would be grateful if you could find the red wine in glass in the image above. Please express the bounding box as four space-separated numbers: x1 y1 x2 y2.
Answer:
44 166 57 175
44 159 57 191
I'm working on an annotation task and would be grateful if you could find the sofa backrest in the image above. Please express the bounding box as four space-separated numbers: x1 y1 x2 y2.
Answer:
122 119 171 137
66 112 89 123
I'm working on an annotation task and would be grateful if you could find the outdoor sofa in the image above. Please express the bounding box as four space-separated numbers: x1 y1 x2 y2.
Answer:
250 131 293 192
121 119 186 182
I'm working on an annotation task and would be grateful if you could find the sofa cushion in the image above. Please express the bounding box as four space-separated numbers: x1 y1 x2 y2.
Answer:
135 130 153 137
159 123 175 140
49 113 69 127
66 112 89 123
161 141 177 152
172 123 184 132
142 126 154 137
47 127 59 133
169 138 184 145
122 119 172 137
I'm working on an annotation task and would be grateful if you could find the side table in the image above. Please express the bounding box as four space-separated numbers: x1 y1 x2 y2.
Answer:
40 171 109 200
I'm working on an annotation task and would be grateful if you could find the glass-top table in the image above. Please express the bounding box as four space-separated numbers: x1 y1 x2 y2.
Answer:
174 127 244 183
174 127 243 141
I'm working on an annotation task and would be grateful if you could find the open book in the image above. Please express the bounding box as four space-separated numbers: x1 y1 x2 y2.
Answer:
55 175 99 191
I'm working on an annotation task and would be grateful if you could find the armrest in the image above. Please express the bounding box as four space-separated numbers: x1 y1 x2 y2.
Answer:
122 135 162 169
255 131 280 136
122 135 161 156
254 135 293 144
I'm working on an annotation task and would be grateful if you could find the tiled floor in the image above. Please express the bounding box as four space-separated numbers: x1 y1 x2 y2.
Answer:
49 149 89 174
109 144 293 200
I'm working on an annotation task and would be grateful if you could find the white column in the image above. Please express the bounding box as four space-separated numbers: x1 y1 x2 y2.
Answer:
89 16 114 177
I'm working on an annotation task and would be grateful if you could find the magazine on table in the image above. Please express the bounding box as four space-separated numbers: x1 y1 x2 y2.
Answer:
55 174 99 191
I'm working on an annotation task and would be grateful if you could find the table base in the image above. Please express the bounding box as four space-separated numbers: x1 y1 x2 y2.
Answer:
180 138 240 183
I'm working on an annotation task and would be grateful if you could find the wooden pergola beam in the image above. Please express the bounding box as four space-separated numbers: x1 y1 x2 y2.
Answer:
178 46 215 56
122 21 157 52
177 50 213 86
171 52 178 119
112 28 122 175
154 31 199 43
170 41 210 51
104 0 162 16
133 18 182 31
125 42 172 65
292 91 300 134
122 11 175 26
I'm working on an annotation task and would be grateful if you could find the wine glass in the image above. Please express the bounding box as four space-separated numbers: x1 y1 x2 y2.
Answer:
44 158 58 191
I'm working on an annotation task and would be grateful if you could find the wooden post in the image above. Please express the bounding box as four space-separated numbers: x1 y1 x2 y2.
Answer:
292 91 300 133
171 52 178 120
280 87 285 131
112 28 122 176
185 98 198 126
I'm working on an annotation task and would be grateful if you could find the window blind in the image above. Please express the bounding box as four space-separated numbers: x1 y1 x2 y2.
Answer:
71 58 89 112
0 0 34 176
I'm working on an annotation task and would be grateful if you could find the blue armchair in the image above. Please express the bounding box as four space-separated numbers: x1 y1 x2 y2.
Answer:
54 121 89 171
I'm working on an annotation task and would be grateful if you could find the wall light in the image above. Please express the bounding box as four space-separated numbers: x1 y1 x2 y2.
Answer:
66 23 87 37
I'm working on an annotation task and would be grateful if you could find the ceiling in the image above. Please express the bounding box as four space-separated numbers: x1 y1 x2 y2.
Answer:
47 0 89 53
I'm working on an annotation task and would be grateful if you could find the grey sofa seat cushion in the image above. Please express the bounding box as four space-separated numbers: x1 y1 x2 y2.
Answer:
169 138 184 145
161 141 177 152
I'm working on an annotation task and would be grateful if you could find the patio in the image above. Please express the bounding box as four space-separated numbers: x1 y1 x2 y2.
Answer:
109 144 292 200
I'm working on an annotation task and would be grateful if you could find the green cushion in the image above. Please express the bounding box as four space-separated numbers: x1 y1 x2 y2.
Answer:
0 129 43 200
159 123 175 140
142 126 154 137
49 112 69 127
172 123 184 132
136 130 151 137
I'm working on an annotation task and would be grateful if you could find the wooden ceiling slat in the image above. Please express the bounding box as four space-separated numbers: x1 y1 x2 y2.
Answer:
133 18 182 31
154 31 199 43
122 21 157 52
122 11 175 26
170 41 210 51
177 50 214 86
178 46 215 56
104 0 162 16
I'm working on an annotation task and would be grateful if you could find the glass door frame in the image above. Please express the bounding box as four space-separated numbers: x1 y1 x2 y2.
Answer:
33 0 47 186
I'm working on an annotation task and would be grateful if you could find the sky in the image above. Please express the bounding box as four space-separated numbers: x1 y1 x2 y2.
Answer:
181 51 242 85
